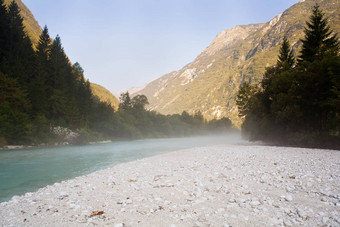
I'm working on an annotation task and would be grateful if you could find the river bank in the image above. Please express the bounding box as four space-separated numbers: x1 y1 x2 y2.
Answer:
0 144 339 226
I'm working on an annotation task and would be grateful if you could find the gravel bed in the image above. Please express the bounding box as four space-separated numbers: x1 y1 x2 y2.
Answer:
0 144 339 226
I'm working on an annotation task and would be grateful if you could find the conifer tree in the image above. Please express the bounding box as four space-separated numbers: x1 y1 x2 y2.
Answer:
36 26 52 61
31 25 52 115
277 36 295 70
299 4 340 63
0 0 9 65
6 1 34 86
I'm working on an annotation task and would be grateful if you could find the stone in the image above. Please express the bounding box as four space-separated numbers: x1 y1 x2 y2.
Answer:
283 219 293 227
272 201 280 208
322 217 329 224
250 200 260 207
113 224 125 227
297 208 308 220
334 216 340 224
285 195 293 201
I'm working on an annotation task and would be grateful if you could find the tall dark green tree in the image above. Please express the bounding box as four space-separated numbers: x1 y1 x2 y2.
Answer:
299 4 339 63
6 1 35 85
49 35 80 127
277 36 295 70
36 26 52 61
0 0 9 65
72 62 93 126
31 25 51 115
0 72 31 144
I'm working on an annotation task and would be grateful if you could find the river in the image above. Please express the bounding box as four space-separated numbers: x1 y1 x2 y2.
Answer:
0 133 243 202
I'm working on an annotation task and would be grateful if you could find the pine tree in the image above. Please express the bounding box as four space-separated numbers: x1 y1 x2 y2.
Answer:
0 72 31 144
299 4 340 63
6 1 35 86
31 25 52 115
36 26 52 61
49 35 80 126
0 0 9 65
277 36 295 70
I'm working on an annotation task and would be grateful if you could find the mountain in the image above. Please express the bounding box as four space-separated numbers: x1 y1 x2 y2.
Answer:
132 0 340 127
90 83 119 110
4 0 119 107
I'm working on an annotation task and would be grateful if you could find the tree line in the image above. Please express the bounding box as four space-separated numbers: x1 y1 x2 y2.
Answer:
0 0 232 146
236 4 340 149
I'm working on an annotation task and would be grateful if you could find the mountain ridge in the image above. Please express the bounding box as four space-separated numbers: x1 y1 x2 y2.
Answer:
132 0 340 127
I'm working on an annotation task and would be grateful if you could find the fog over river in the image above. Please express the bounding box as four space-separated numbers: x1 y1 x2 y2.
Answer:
0 134 243 202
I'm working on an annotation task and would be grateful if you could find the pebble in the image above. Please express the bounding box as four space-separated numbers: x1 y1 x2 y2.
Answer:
285 195 293 201
113 224 125 227
250 200 260 207
322 217 329 224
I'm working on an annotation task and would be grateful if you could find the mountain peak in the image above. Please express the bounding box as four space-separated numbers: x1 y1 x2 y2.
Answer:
133 0 339 127
201 24 264 56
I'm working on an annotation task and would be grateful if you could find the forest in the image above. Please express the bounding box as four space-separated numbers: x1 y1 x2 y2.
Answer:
0 0 233 147
236 4 340 149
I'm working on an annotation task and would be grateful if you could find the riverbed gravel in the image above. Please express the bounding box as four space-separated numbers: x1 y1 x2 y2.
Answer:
0 144 339 226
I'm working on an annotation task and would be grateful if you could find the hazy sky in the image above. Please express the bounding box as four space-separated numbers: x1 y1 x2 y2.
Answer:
23 0 299 95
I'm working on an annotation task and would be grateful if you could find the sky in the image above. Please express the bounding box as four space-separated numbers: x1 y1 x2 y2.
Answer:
23 0 299 95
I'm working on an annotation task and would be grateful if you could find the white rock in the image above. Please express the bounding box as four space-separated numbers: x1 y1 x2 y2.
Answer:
334 216 340 223
285 195 293 201
250 200 260 207
322 217 329 224
113 224 125 227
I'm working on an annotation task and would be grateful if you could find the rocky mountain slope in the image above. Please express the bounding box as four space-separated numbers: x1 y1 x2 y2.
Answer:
4 0 119 108
132 0 340 127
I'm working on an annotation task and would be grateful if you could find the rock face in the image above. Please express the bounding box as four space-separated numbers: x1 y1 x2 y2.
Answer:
132 0 340 127
0 144 339 226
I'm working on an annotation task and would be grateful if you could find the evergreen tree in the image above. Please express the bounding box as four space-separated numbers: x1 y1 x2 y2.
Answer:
31 25 51 115
277 36 295 70
299 4 340 63
0 72 31 144
72 62 93 125
0 0 9 65
36 26 52 61
6 1 35 86
49 35 79 126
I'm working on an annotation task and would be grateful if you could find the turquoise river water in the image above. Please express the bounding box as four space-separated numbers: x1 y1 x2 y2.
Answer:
0 134 242 202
